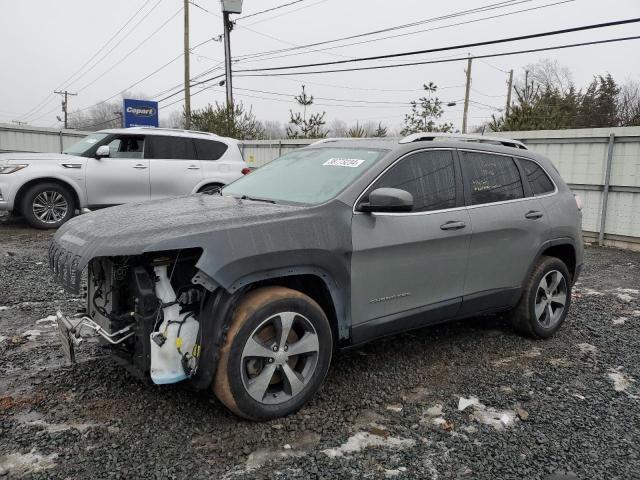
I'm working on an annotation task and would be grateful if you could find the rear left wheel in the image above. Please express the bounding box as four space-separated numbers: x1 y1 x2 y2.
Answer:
213 287 333 421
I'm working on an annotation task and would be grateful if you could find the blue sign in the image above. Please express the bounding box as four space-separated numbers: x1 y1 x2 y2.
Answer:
122 99 159 128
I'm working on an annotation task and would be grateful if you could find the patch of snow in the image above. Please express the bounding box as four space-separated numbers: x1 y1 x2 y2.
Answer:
35 315 57 327
613 317 627 325
0 452 58 475
0 306 9 311
384 467 407 477
582 288 603 296
577 343 597 355
27 420 99 433
385 404 403 413
458 396 481 411
424 404 443 417
0 335 7 343
471 408 517 430
22 329 42 340
322 432 415 458
523 347 542 358
573 394 586 400
616 288 640 295
245 432 320 470
607 369 635 393
35 262 43 266
616 293 634 302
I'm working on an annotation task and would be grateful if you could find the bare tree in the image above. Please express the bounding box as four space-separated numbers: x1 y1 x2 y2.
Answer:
160 110 184 129
523 58 573 95
68 92 148 131
617 80 640 126
328 119 348 137
263 120 286 139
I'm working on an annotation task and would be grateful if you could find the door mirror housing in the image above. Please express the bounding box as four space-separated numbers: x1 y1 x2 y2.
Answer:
359 188 414 213
95 145 110 158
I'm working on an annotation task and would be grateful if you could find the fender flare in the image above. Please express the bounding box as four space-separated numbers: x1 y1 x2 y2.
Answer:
522 237 578 287
226 265 350 342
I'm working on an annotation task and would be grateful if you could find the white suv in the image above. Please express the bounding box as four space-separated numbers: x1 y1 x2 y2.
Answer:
0 127 250 228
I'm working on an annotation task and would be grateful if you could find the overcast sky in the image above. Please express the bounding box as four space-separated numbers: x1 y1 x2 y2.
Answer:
1 0 639 132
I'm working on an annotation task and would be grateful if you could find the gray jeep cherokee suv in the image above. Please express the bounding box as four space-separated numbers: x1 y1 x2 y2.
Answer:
50 133 583 420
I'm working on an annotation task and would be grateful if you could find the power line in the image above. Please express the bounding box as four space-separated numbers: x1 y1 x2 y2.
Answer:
232 34 640 78
233 17 640 73
234 0 534 61
242 0 329 26
235 0 571 64
19 0 155 120
236 0 307 21
76 7 183 93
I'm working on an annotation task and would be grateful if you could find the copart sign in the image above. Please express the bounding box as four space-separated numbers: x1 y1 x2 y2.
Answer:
122 99 159 128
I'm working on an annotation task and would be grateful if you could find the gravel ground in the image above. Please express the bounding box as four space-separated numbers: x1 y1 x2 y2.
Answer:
1 213 639 480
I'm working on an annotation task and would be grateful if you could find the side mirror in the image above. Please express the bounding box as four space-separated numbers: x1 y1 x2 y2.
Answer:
359 188 413 213
95 145 110 158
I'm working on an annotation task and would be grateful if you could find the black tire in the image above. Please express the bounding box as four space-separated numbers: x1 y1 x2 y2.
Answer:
213 287 333 421
20 182 75 229
198 183 224 195
510 255 572 339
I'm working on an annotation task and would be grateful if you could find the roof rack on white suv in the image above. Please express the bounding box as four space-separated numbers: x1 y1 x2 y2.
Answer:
399 132 528 150
127 127 221 137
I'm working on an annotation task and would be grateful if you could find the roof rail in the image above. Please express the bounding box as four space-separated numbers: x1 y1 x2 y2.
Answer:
128 127 220 137
309 137 395 146
398 132 528 150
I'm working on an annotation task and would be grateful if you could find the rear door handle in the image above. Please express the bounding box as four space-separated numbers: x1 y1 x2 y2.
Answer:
525 210 544 220
133 164 148 169
187 165 200 170
440 220 467 231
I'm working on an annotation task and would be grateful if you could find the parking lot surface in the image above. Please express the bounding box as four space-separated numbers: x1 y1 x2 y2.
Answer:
1 214 639 479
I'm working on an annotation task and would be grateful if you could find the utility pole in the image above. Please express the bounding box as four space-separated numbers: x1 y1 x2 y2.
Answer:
54 90 77 129
505 69 514 117
222 11 234 110
461 56 472 134
183 0 191 129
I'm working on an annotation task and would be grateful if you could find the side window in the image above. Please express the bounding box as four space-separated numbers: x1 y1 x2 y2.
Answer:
461 151 524 205
370 150 457 212
519 158 555 195
145 136 196 160
106 136 144 159
194 139 228 160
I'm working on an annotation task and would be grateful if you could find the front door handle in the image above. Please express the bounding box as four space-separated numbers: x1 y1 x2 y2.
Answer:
440 220 467 231
525 210 544 220
187 165 200 170
133 164 148 169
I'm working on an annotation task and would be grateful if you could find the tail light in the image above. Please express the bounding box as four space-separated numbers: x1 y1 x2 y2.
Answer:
241 167 251 175
574 194 583 211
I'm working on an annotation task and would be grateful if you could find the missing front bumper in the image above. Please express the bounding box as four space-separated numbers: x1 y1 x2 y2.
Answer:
55 310 135 364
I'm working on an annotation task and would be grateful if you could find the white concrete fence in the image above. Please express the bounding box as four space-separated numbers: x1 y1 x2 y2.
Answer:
2 122 639 250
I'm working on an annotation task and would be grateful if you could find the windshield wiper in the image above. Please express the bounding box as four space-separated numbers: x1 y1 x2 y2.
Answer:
240 195 276 204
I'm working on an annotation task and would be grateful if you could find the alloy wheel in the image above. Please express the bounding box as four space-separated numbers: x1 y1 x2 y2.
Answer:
534 270 568 328
241 311 320 405
32 191 69 224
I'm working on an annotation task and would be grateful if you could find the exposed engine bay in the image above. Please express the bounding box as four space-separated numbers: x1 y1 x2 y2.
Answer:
58 249 207 384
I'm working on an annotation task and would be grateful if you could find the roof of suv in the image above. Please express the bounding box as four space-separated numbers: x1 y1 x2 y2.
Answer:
98 127 239 143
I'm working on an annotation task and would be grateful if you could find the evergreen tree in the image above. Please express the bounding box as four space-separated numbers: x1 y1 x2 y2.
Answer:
347 122 366 137
372 122 388 137
401 82 453 135
286 85 327 138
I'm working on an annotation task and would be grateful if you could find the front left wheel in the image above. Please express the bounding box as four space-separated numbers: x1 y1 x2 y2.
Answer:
213 287 333 421
20 182 75 229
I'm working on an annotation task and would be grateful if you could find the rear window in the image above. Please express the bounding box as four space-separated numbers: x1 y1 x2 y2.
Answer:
461 151 524 205
520 158 555 195
145 136 196 160
194 139 228 161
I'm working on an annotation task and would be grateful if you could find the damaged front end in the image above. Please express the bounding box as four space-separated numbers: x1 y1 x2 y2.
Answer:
54 249 210 385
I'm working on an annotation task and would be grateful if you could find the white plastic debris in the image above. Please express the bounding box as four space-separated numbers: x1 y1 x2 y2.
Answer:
613 317 627 325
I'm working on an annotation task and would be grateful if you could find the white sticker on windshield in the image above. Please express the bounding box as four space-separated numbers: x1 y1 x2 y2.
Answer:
323 158 365 168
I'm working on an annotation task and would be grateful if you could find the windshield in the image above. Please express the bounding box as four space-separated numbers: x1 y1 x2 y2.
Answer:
223 147 386 204
63 133 109 156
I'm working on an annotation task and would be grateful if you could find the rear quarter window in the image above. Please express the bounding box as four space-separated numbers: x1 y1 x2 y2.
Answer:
519 158 555 195
194 139 228 161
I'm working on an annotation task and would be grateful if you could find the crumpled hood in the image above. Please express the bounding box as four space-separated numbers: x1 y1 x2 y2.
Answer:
55 194 306 253
49 194 310 290
0 152 79 163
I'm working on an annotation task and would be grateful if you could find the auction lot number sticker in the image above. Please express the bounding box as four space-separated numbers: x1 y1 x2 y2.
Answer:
323 158 365 167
